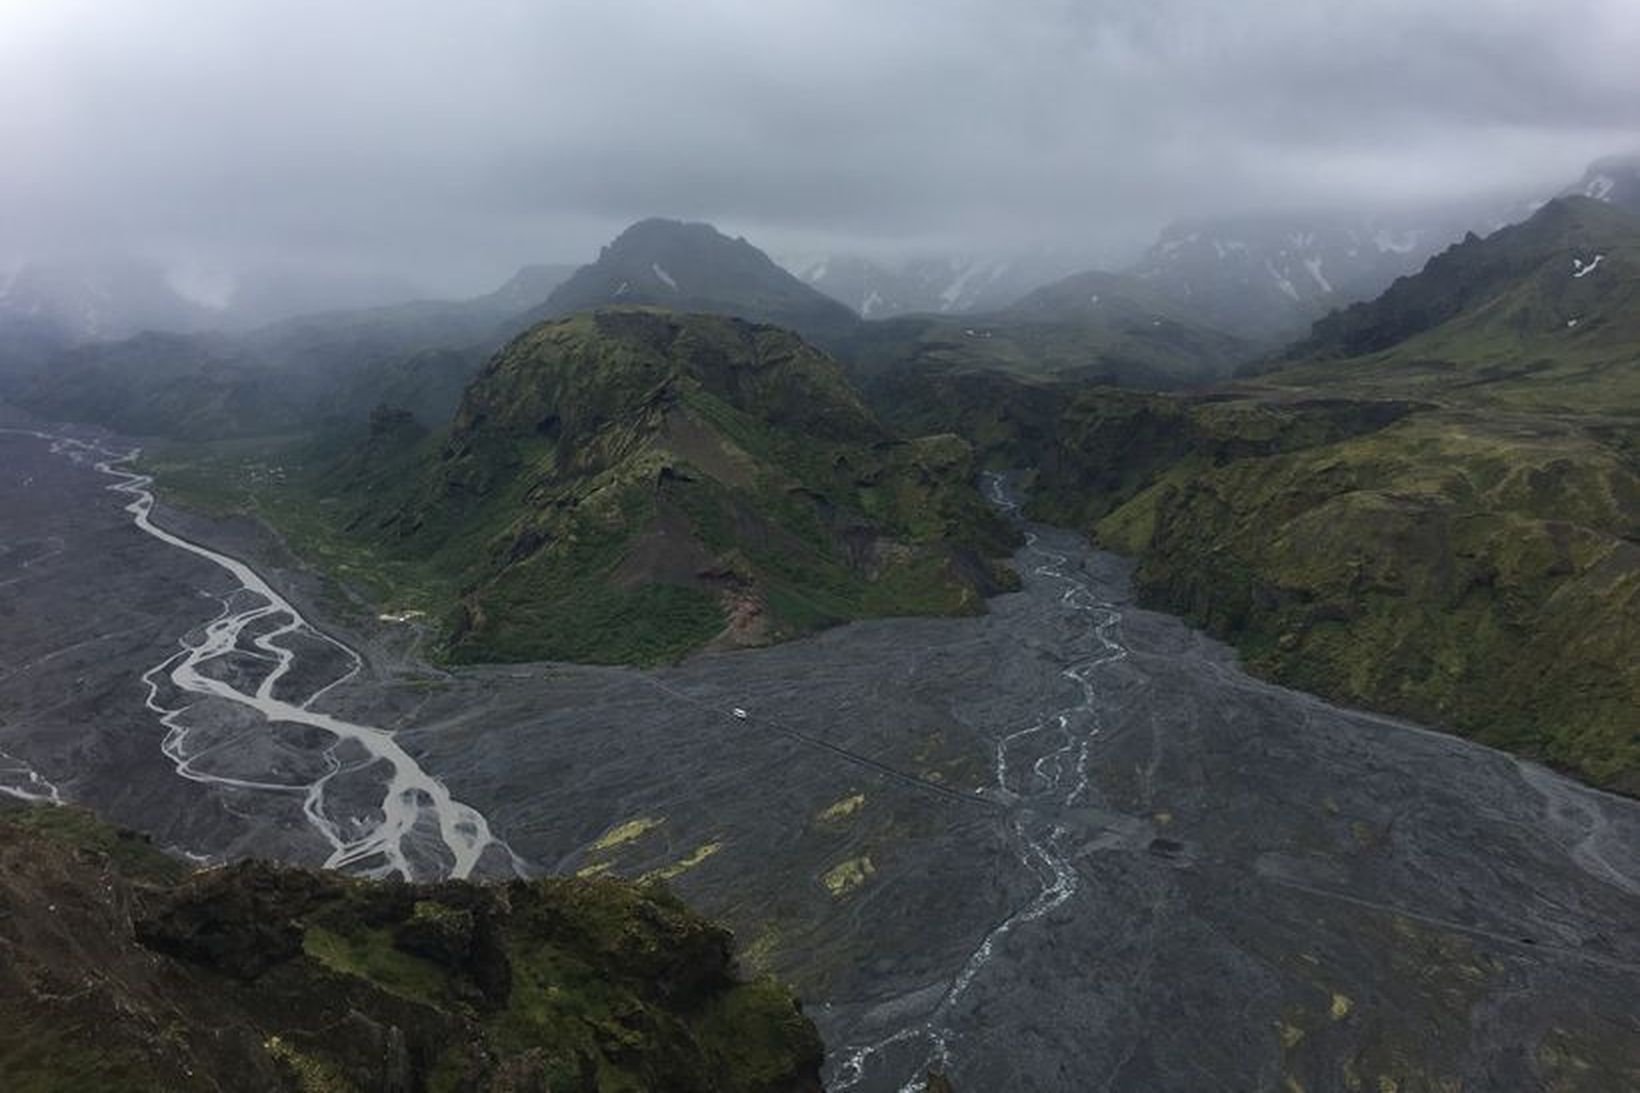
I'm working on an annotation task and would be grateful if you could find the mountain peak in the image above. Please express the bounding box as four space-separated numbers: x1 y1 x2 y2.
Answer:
535 219 857 345
606 217 740 249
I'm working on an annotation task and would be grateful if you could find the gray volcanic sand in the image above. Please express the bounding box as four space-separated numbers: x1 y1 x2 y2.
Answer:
2 429 1638 1091
0 430 327 858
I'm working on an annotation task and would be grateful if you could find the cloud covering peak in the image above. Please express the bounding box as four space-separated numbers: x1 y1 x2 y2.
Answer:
4 0 1637 295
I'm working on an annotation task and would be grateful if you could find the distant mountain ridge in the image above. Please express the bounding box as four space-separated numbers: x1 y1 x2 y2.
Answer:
1013 161 1640 347
1291 195 1640 366
785 252 1087 319
1122 210 1483 342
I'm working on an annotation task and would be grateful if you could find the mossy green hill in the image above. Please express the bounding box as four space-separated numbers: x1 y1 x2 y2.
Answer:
1038 198 1640 792
0 802 823 1092
889 198 1640 793
330 308 1018 665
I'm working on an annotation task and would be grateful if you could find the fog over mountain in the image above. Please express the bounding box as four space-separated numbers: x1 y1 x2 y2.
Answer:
4 0 1637 301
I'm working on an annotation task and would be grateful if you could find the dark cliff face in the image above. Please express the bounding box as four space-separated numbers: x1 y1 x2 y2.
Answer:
0 803 825 1093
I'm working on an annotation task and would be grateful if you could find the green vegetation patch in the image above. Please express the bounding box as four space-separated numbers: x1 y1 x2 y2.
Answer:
1091 407 1640 791
0 802 188 885
592 816 666 852
302 924 452 1008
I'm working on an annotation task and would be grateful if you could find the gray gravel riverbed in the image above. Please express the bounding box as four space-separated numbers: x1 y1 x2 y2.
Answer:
2 428 1637 1091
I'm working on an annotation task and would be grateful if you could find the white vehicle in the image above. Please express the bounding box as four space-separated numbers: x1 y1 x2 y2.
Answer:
732 707 750 720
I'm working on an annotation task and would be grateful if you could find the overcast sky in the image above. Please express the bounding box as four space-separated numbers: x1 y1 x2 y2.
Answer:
4 0 1638 297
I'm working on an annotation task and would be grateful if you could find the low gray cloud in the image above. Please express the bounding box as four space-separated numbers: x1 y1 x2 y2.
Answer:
4 0 1637 295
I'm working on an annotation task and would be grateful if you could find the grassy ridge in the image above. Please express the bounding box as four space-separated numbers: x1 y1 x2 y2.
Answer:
1090 406 1639 791
1024 198 1640 792
356 310 1019 664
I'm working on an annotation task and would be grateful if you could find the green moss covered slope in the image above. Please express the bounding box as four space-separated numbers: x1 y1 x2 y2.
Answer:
1010 197 1640 792
0 802 824 1093
329 308 1018 665
885 197 1640 784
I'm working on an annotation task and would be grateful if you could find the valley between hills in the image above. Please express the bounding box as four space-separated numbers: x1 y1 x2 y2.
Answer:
2 420 1637 1091
2 164 1639 1090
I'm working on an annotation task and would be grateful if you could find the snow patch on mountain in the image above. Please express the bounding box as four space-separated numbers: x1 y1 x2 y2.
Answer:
1584 175 1616 201
939 263 988 310
651 263 679 291
1265 259 1299 301
1303 257 1333 294
1572 254 1605 279
783 252 1086 318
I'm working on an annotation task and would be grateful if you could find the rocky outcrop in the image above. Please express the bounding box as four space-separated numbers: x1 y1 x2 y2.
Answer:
0 803 825 1092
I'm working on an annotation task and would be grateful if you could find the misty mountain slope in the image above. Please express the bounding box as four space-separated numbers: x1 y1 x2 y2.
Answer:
785 252 1081 319
1002 267 1258 373
1566 153 1640 216
836 269 1256 419
1122 211 1487 344
10 314 484 441
1000 199 1640 792
13 332 310 440
319 308 1018 665
532 220 860 348
1283 196 1640 403
1092 154 1626 348
467 261 578 314
0 259 219 343
6 264 579 439
832 210 1466 399
0 260 224 390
